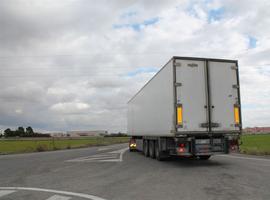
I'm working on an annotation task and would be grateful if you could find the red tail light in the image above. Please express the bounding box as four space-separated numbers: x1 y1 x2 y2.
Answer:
179 143 185 148
179 147 185 153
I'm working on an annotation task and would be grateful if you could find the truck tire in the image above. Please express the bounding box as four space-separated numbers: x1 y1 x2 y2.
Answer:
155 140 166 161
143 140 149 157
149 140 155 159
199 155 211 160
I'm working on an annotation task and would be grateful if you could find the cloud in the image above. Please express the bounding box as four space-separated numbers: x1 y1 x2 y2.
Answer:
0 0 269 132
50 102 90 114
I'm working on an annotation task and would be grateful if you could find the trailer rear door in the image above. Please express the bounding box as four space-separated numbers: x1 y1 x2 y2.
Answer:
175 60 208 132
208 61 240 132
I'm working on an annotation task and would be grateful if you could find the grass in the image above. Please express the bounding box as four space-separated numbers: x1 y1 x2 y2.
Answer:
0 137 130 154
240 134 270 155
1 134 269 156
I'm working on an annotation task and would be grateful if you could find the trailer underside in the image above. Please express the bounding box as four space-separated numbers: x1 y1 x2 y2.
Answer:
129 134 239 160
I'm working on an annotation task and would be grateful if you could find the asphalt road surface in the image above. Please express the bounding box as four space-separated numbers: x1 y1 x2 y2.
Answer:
0 143 269 200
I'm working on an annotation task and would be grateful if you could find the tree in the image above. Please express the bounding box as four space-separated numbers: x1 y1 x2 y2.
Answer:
16 126 25 137
26 126 34 136
4 128 13 137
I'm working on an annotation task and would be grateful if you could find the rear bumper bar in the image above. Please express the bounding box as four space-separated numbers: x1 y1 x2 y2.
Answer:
173 136 238 156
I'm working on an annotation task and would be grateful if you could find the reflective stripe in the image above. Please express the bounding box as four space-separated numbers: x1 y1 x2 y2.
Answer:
234 106 240 124
177 106 183 125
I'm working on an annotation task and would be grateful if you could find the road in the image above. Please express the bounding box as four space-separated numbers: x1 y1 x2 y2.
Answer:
0 143 269 200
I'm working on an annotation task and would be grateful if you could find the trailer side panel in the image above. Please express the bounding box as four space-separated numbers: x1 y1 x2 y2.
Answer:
127 60 174 137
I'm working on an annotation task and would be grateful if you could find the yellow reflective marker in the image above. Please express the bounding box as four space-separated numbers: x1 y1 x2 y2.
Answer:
177 105 183 125
234 106 240 124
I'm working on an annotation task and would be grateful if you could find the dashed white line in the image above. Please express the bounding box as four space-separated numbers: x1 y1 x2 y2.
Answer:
0 187 107 200
0 190 16 197
46 194 71 200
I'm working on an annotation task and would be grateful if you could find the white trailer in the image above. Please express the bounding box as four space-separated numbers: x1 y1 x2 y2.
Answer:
127 57 241 160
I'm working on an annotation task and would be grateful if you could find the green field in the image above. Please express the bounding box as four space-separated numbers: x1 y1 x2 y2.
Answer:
240 134 270 155
0 137 129 154
1 134 269 155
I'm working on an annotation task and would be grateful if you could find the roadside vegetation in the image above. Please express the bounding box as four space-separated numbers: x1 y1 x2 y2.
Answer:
1 126 50 138
1 131 269 156
0 137 129 154
240 134 270 155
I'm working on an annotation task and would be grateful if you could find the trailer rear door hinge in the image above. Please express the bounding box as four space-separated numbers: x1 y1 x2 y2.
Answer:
174 62 181 67
232 84 239 89
200 123 209 128
174 82 182 87
231 66 238 70
234 124 241 127
187 63 198 67
200 123 220 128
211 122 220 128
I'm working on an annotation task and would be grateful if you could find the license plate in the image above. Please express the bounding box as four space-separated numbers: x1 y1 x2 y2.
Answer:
213 138 222 144
195 139 210 144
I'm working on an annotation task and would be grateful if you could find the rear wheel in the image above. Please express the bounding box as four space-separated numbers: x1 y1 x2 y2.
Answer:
155 140 167 161
149 140 155 158
199 155 211 160
143 140 149 157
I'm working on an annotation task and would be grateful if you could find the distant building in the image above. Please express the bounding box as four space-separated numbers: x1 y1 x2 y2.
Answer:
244 127 270 134
66 130 108 137
48 132 66 137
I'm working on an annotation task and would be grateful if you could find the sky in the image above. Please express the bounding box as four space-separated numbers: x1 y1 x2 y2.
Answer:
0 0 269 133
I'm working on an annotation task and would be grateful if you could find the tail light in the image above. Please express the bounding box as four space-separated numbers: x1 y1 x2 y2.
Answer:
229 139 239 152
179 143 185 148
178 143 186 153
178 147 185 153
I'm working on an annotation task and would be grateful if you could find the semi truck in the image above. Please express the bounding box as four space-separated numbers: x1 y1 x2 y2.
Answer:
127 56 241 160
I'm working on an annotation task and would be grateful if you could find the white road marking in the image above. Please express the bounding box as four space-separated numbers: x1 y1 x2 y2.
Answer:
109 147 129 162
67 154 118 162
0 190 16 197
97 147 111 151
78 156 119 162
46 194 71 200
68 155 118 162
66 147 128 163
84 154 118 158
0 187 107 200
217 154 270 162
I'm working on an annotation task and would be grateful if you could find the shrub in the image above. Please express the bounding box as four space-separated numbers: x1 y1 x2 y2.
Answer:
36 144 48 152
